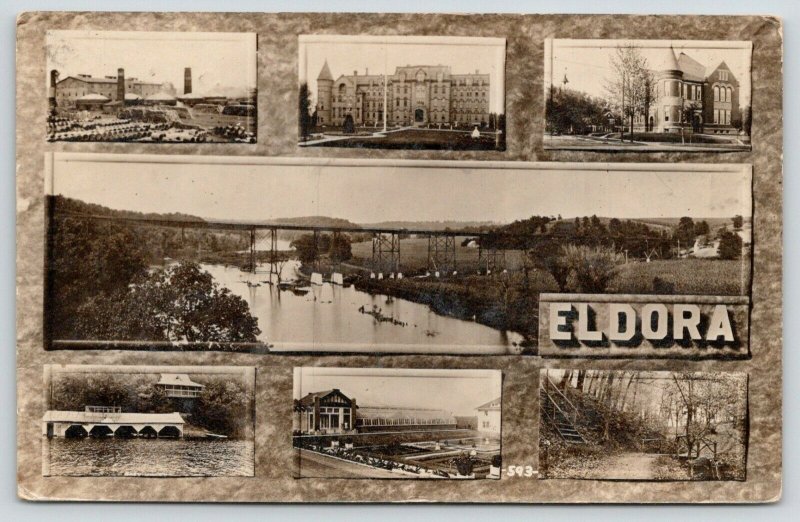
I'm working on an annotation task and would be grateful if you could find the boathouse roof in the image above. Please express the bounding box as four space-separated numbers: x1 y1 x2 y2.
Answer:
42 410 185 424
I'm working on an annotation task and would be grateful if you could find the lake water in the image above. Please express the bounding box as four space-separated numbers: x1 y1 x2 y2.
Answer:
43 438 254 477
202 261 524 354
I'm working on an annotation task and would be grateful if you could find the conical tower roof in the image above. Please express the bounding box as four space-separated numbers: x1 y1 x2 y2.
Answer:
654 45 681 72
317 60 333 81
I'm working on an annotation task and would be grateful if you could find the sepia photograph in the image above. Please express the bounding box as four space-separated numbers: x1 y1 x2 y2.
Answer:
46 30 257 143
293 367 502 479
41 365 255 477
539 369 748 481
44 154 752 355
298 35 506 150
544 39 752 151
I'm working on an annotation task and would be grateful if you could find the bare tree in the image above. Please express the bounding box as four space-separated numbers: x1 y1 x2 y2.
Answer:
605 45 656 142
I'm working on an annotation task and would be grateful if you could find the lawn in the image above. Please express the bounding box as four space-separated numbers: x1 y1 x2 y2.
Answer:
544 133 750 151
307 128 502 150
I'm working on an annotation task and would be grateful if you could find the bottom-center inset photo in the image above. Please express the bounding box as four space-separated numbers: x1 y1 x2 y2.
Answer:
293 367 502 479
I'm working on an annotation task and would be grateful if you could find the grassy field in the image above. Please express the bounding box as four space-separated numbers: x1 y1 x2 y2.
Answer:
310 129 502 150
608 258 751 296
350 237 526 274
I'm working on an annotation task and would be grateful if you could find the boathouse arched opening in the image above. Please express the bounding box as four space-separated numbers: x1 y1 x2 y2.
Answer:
158 426 181 438
64 424 88 438
89 425 113 437
139 426 158 438
114 425 138 438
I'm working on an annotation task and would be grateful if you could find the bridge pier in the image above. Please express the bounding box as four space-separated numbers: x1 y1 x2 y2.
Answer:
248 227 257 274
428 234 456 276
478 246 506 275
371 232 400 278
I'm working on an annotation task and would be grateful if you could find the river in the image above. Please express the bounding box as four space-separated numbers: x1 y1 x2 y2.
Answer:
201 260 524 354
43 438 254 477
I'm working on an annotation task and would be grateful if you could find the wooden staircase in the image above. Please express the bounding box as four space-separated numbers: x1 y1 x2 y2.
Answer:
540 377 586 444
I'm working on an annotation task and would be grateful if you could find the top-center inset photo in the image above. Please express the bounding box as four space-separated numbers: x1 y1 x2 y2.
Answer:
298 35 506 151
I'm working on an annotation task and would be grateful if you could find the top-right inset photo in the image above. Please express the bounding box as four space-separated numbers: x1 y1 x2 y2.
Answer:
544 39 752 152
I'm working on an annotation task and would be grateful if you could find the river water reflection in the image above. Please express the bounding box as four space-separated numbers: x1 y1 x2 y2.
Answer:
202 261 524 354
44 438 254 477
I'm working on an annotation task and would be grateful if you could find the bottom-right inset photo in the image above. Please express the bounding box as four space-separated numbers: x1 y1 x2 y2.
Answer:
539 369 747 481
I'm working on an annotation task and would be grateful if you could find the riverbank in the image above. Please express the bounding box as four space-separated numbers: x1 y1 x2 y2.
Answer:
353 273 558 351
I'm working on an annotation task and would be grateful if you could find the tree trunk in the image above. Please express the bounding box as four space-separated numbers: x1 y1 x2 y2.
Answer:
576 370 586 392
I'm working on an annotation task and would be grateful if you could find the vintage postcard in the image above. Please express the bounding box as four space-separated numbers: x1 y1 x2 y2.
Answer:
298 35 506 150
41 365 256 477
46 30 257 143
539 369 748 481
544 39 752 151
293 367 502 479
44 154 751 356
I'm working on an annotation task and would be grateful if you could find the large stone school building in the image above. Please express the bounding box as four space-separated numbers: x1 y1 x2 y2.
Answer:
315 61 492 127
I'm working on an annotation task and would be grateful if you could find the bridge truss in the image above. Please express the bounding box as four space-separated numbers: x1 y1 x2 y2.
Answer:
372 232 400 275
478 246 507 274
427 234 456 275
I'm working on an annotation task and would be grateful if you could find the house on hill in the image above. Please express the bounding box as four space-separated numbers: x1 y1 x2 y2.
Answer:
156 373 204 399
475 397 501 435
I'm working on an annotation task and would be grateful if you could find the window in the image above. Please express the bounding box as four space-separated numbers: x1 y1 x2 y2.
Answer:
714 86 720 102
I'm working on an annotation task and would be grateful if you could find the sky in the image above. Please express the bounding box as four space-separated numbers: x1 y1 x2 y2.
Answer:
46 30 257 97
50 158 752 223
300 36 505 113
548 39 751 107
294 368 500 417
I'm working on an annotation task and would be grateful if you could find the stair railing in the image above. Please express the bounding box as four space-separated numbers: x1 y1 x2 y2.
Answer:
544 375 582 426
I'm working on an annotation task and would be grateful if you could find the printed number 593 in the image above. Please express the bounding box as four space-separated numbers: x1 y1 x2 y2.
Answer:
505 465 535 477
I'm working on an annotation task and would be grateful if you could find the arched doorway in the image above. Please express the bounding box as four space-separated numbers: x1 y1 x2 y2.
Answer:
114 425 138 438
648 116 655 132
64 424 88 438
139 426 158 438
89 425 113 438
693 114 703 133
414 108 424 123
158 426 181 438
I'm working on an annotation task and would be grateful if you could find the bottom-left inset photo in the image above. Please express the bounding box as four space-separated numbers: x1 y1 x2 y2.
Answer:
42 364 256 477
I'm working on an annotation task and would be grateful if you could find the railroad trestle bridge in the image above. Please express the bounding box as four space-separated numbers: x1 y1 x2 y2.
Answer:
55 212 511 280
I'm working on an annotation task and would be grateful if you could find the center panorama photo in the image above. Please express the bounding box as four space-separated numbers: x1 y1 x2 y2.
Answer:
297 35 506 150
44 154 752 355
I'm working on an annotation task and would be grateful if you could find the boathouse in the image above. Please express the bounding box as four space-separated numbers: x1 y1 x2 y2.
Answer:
42 408 186 438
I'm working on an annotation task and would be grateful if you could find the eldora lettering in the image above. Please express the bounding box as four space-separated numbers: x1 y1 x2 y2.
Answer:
548 301 736 346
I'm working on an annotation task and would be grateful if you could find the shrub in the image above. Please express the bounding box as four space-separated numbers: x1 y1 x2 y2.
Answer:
561 245 623 293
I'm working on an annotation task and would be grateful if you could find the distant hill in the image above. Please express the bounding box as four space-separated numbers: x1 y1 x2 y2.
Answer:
52 195 206 223
360 220 500 232
270 216 362 229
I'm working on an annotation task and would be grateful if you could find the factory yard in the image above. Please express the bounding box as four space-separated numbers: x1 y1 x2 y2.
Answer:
47 111 256 143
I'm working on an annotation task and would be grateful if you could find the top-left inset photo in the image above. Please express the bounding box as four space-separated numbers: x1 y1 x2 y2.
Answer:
46 30 257 143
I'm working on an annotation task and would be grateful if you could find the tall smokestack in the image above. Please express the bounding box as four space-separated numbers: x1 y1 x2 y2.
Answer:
184 67 192 95
117 68 125 102
49 69 59 110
